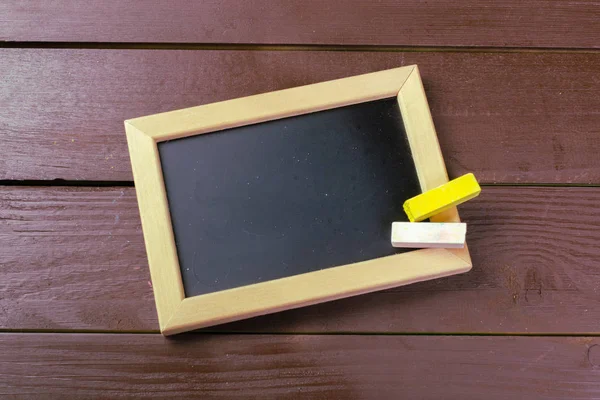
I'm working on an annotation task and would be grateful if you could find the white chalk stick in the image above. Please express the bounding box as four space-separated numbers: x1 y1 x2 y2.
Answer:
391 222 466 248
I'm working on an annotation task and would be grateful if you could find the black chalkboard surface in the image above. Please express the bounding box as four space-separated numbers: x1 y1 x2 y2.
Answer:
159 98 421 298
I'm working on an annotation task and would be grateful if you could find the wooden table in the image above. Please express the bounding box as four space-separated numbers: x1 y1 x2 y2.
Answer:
1 2 600 398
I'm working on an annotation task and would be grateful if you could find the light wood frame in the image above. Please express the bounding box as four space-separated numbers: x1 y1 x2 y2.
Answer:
125 65 472 336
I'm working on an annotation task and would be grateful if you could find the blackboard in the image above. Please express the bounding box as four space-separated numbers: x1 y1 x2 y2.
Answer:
127 65 471 335
159 98 421 298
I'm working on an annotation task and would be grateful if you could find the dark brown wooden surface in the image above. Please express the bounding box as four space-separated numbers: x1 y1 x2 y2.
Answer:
3 185 599 334
3 2 599 397
2 49 599 183
2 1 599 49
1 333 599 399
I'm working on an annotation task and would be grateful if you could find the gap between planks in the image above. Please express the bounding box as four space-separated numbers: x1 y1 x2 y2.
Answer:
1 330 600 337
0 180 134 188
1 41 600 54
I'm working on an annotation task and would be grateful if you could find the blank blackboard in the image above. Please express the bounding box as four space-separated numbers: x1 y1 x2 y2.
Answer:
159 98 421 298
128 65 471 335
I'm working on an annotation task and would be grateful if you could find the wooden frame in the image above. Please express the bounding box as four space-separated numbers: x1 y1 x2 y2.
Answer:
125 65 472 336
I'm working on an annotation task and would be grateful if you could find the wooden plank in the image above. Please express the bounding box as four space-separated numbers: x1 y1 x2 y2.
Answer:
2 185 600 334
0 186 156 331
1 333 599 398
1 1 599 49
1 49 599 184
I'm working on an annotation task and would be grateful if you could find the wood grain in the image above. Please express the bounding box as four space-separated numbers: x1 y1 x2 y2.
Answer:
1 49 599 183
2 185 600 334
1 333 599 399
0 187 156 331
126 122 183 332
1 0 599 49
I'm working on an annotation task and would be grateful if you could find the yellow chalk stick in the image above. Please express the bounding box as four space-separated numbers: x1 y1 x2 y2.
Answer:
403 173 481 222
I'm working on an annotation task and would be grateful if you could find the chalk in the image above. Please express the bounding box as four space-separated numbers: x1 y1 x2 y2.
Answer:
403 173 481 222
391 222 466 248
